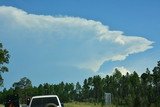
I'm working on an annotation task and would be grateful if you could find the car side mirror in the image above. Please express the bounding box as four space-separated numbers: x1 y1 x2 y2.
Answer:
27 98 30 105
61 103 64 107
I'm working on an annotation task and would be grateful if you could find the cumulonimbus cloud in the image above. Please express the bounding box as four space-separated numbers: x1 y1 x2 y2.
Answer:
0 6 153 72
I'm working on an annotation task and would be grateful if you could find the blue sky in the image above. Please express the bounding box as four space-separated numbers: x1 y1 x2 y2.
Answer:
0 0 160 89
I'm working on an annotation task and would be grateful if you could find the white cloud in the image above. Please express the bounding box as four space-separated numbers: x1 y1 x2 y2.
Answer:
0 6 153 72
113 66 131 75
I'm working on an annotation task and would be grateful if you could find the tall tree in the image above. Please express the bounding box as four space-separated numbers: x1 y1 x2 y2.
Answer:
153 61 160 106
0 43 10 86
92 75 103 103
130 71 141 107
141 68 154 107
12 77 32 103
82 79 90 101
75 82 82 101
13 77 32 89
112 69 122 105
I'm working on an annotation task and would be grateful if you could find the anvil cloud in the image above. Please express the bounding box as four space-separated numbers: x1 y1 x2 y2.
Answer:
0 6 153 72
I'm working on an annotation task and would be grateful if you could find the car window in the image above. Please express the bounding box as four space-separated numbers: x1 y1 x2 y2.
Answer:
31 97 59 107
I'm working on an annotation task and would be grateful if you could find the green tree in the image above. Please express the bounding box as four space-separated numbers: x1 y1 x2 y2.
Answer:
13 77 32 89
65 83 74 101
75 82 82 101
92 75 103 103
141 68 154 107
82 79 90 101
121 72 132 106
114 69 124 105
153 61 160 106
130 71 141 107
12 77 32 103
0 43 10 86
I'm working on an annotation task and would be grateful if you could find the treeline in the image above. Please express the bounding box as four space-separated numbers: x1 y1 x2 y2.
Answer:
0 61 160 107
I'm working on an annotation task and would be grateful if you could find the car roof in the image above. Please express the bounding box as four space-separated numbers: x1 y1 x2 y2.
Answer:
32 95 58 99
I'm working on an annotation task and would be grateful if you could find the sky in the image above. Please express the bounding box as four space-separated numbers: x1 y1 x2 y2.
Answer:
0 0 160 89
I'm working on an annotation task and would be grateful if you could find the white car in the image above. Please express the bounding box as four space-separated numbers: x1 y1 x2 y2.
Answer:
28 95 63 107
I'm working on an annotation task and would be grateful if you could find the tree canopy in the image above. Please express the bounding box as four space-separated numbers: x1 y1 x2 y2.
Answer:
0 46 160 107
0 43 10 86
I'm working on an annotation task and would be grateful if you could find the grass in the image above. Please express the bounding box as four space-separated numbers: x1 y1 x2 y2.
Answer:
0 103 115 107
0 104 4 107
64 102 115 107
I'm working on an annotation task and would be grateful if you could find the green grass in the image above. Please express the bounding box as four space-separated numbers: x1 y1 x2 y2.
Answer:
0 104 4 107
0 103 115 107
64 102 115 107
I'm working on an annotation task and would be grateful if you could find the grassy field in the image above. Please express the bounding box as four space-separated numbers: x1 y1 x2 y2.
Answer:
0 104 4 107
0 103 115 107
64 102 115 107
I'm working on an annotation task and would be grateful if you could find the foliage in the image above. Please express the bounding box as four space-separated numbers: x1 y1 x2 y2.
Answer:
1 61 160 107
0 43 9 86
13 77 32 89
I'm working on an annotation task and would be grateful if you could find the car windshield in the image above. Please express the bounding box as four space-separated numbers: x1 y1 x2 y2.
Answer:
30 97 59 107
